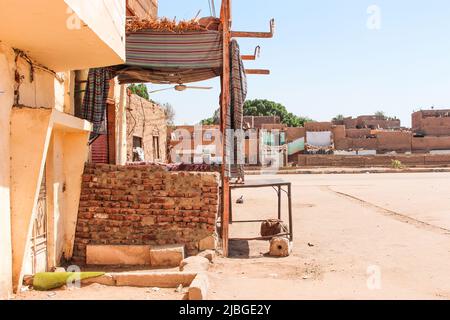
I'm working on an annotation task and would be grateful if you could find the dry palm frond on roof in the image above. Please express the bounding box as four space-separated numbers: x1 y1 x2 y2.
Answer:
126 17 221 33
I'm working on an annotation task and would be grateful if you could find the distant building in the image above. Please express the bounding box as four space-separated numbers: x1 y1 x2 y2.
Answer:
333 115 401 130
243 115 280 129
412 109 450 136
168 125 222 164
126 94 167 163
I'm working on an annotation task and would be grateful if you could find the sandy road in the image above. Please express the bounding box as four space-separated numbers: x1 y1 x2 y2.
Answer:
209 173 450 300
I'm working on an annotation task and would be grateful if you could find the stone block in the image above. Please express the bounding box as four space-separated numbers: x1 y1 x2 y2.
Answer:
197 250 215 262
179 256 210 272
150 244 185 267
81 274 116 286
198 235 216 251
86 245 151 265
269 237 292 257
113 272 196 288
260 219 288 237
189 273 209 300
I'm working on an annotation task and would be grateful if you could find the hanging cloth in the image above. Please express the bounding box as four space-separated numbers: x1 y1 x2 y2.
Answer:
81 67 113 135
226 40 247 180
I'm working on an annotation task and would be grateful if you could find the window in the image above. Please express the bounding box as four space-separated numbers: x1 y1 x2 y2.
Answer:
132 136 143 162
204 131 213 140
153 136 160 160
133 136 142 148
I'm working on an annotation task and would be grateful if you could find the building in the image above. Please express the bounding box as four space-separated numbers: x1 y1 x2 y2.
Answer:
126 93 167 163
168 125 222 164
243 115 280 129
334 115 401 130
0 0 156 298
411 109 450 153
412 109 450 136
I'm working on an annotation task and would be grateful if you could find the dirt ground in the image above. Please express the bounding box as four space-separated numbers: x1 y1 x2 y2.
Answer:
208 172 450 300
13 172 450 300
11 265 187 300
12 283 186 300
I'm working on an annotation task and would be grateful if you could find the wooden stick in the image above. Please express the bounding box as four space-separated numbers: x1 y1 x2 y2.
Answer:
245 69 270 75
231 19 275 38
241 46 261 61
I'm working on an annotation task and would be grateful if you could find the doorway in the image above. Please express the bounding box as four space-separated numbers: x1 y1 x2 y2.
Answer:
29 169 48 274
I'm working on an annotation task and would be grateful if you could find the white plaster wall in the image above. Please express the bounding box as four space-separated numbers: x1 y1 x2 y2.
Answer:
65 0 126 62
115 82 127 165
0 43 15 299
15 58 69 110
48 132 67 263
1 40 89 293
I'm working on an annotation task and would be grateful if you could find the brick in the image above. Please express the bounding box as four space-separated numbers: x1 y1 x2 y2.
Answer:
72 164 219 264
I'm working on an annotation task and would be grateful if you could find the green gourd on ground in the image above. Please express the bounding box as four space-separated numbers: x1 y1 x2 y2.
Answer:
32 272 105 291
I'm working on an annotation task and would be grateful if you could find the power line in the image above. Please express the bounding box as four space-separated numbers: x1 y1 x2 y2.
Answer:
208 0 216 17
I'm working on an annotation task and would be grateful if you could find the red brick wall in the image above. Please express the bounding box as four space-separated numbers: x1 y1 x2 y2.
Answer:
346 128 371 138
417 118 450 136
412 110 450 136
376 131 412 153
305 122 332 132
285 127 305 142
297 154 450 167
72 164 219 264
332 125 346 142
243 116 280 129
412 136 450 152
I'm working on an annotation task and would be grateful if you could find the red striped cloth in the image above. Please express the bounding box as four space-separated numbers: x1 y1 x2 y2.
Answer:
126 30 223 69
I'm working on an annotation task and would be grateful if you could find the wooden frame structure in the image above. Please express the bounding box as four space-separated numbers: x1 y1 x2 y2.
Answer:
219 0 274 256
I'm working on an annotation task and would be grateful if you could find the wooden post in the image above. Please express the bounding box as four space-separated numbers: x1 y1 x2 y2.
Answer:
220 0 231 257
106 102 116 165
107 79 116 165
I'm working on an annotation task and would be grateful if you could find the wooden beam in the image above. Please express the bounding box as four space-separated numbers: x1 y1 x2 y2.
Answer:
231 19 275 38
220 0 231 258
245 69 270 75
241 46 260 61
107 103 116 165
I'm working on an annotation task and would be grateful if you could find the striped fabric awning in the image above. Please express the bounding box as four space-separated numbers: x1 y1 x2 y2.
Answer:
126 30 223 68
116 30 223 84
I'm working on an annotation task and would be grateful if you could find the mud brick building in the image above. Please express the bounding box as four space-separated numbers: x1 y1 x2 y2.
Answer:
412 110 450 136
168 125 222 164
126 93 167 163
243 115 280 129
334 115 401 130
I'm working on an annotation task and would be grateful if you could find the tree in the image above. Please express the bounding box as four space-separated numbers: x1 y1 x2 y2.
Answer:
333 114 345 122
128 83 149 100
161 103 176 126
200 99 312 127
374 111 386 119
200 108 220 125
243 99 312 127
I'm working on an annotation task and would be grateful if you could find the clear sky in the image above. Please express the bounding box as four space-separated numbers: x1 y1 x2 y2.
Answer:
149 0 450 127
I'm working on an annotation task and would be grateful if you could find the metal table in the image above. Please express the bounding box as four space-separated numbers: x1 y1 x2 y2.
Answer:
228 179 293 241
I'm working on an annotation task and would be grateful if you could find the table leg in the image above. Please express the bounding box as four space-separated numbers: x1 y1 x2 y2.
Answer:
229 187 233 224
277 186 281 220
288 183 293 241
